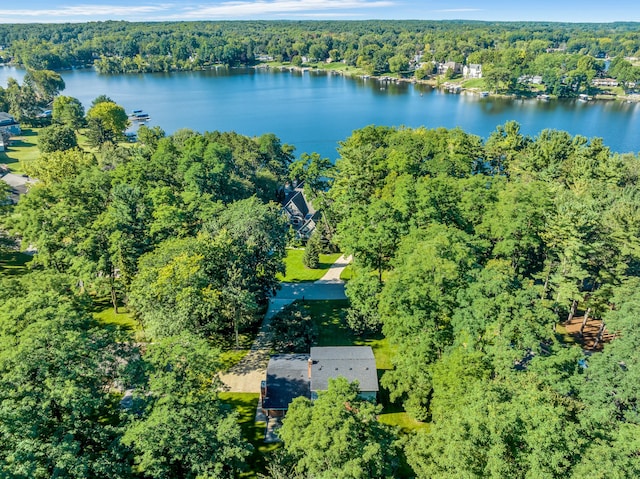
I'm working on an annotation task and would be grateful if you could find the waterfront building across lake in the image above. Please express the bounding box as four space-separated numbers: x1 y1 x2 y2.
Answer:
2 66 639 158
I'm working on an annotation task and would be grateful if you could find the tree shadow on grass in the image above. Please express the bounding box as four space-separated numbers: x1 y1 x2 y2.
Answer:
0 251 33 276
218 392 281 477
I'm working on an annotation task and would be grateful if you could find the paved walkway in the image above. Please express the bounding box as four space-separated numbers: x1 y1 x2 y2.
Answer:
218 255 352 394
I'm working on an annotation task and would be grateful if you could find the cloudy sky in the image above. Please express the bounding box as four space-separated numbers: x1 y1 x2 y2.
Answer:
1 0 638 23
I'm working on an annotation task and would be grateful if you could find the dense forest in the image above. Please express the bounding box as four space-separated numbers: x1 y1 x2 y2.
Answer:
331 122 640 476
0 101 294 477
1 20 640 96
1 70 640 476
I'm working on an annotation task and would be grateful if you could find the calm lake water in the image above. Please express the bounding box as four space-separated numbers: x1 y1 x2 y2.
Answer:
2 65 640 158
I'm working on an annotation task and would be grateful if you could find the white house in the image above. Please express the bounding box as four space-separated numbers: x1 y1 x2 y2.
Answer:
463 64 482 79
592 78 619 87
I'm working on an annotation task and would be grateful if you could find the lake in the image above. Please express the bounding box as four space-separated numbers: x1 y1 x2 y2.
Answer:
2 65 640 159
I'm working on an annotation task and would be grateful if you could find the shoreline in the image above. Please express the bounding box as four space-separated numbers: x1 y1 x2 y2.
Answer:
3 61 638 103
254 62 640 103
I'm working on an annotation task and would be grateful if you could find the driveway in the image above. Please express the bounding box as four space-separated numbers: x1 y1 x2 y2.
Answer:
218 255 351 393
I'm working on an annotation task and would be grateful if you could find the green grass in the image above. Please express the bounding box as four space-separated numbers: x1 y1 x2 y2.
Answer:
0 126 136 176
310 62 366 75
91 297 142 340
92 304 140 332
0 251 33 276
555 323 577 344
263 60 368 77
378 411 430 433
211 315 263 370
276 248 342 282
219 348 250 370
296 299 395 371
301 299 351 345
0 127 41 174
462 78 485 89
339 263 354 281
218 392 281 478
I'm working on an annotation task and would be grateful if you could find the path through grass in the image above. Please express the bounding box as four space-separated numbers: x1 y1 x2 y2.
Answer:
276 248 342 282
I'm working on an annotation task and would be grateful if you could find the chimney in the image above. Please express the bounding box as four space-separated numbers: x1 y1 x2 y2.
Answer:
260 380 267 399
308 358 313 379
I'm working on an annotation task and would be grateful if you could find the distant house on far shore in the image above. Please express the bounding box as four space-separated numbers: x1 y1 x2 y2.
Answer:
438 61 462 76
518 75 543 85
463 63 482 79
592 78 619 87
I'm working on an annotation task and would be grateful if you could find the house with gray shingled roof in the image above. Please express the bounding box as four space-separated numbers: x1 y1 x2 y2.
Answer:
281 184 321 239
0 112 21 136
260 346 378 417
309 346 378 401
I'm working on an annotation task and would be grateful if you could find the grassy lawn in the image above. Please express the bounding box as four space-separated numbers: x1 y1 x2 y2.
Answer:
463 78 485 89
218 392 280 479
77 129 96 152
0 126 134 175
219 348 251 370
297 299 394 370
91 295 255 366
0 251 33 276
276 248 342 282
378 411 430 433
555 323 577 344
264 60 368 77
310 62 367 75
339 263 353 281
213 331 254 370
91 298 141 334
0 127 41 174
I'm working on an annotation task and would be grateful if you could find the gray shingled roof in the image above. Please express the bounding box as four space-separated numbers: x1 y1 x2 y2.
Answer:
284 189 313 217
310 346 379 393
262 354 311 410
0 112 16 126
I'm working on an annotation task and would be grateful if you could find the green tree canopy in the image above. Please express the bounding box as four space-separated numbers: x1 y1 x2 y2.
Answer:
37 123 78 153
52 95 85 130
86 100 129 146
278 377 400 479
122 334 251 479
0 272 135 479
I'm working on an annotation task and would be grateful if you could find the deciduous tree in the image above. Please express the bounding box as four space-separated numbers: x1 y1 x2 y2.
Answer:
37 123 78 153
86 100 129 146
123 334 251 479
278 377 400 479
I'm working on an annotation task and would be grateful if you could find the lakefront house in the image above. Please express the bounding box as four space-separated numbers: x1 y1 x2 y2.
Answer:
0 112 21 137
463 63 483 79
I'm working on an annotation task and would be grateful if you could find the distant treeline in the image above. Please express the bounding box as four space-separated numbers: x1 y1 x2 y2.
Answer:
1 21 640 84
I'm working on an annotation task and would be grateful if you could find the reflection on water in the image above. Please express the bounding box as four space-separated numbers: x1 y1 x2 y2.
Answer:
1 65 639 157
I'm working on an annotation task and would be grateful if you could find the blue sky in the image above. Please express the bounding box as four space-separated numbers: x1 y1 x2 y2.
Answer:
1 1 639 23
